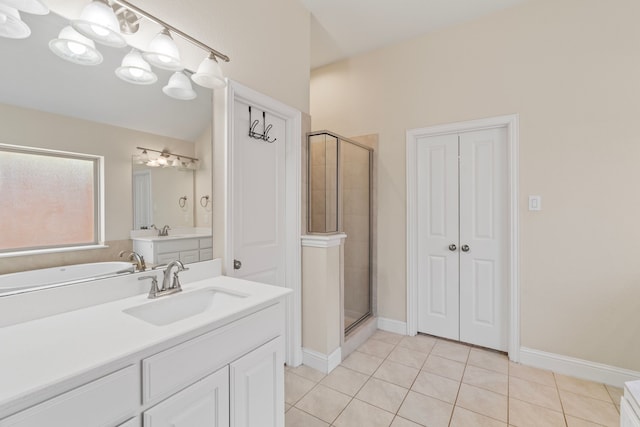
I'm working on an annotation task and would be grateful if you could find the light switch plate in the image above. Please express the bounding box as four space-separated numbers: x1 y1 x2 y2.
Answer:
528 195 541 211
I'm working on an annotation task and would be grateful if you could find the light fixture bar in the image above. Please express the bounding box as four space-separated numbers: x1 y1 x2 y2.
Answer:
113 0 230 63
137 146 198 162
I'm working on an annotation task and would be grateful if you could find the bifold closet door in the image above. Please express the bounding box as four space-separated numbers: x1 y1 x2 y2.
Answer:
416 128 508 351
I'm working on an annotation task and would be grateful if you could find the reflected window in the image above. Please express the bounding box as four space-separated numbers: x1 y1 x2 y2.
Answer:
0 144 102 253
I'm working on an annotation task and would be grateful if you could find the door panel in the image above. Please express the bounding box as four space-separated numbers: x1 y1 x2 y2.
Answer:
416 134 459 341
459 128 508 351
232 100 286 286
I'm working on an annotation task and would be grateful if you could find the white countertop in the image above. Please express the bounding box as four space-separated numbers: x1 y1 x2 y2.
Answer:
130 233 212 242
0 275 291 416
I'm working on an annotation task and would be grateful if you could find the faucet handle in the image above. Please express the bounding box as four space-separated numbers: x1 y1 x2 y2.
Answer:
139 275 160 299
171 272 183 291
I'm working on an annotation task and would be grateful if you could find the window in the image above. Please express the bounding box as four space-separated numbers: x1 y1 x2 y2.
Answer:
0 144 103 254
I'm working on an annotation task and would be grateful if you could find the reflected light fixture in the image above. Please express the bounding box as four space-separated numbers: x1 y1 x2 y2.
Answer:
191 53 226 90
136 146 198 170
49 26 103 66
143 28 182 71
0 0 48 15
71 0 126 48
115 48 157 85
0 3 30 39
162 71 196 101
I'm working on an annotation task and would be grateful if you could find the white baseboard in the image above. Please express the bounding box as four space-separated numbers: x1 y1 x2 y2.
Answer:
302 347 342 374
377 317 407 335
520 347 640 388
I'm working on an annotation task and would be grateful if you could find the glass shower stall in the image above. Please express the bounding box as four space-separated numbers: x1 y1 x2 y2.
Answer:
307 131 373 334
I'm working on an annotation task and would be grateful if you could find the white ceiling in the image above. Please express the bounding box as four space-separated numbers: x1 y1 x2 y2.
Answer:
301 0 531 69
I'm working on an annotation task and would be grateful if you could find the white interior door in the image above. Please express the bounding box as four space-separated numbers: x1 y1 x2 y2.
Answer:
416 134 459 341
133 170 152 229
416 127 508 351
231 100 286 286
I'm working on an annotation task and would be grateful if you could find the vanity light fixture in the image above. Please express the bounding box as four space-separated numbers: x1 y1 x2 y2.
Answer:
71 0 126 48
136 147 198 170
192 53 226 89
143 28 182 71
1 0 48 15
162 71 197 101
0 3 30 39
49 26 103 66
115 48 157 85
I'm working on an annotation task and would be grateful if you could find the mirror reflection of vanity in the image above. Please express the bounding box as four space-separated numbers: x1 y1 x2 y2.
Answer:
0 5 214 281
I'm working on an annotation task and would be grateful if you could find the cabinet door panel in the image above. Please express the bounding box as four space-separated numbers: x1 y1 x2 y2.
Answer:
144 366 229 427
230 337 284 427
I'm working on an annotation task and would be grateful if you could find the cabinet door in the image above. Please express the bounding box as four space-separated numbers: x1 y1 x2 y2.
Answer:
144 366 229 427
230 337 284 427
179 250 200 264
621 397 640 427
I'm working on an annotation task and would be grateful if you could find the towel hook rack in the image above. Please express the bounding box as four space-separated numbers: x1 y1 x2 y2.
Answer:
248 106 277 143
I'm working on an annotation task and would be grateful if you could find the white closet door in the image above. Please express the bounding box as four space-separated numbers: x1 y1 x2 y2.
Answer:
416 134 460 341
458 128 508 351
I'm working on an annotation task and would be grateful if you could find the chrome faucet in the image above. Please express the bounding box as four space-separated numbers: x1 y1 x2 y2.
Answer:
149 224 171 236
138 260 189 299
119 250 146 272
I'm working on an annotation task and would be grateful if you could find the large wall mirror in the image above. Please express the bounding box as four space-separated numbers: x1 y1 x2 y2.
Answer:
0 4 213 282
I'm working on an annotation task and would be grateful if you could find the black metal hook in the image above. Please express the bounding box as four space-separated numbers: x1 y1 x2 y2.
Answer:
248 106 277 143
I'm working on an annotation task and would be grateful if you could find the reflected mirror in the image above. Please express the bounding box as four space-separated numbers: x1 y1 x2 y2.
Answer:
0 5 213 288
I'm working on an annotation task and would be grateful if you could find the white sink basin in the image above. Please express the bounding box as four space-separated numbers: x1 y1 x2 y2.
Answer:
123 287 248 326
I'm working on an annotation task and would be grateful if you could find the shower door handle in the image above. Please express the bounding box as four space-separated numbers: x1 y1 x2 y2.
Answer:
233 259 242 270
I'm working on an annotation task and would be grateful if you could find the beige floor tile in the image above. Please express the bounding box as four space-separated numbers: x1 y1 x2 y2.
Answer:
294 384 351 424
287 364 326 383
285 372 316 405
390 416 423 427
565 415 605 426
285 407 329 427
508 362 556 387
456 383 508 422
372 330 404 345
356 377 409 413
341 350 384 376
374 359 420 388
285 403 292 412
411 371 460 404
397 334 438 354
319 366 369 396
333 398 395 427
606 385 623 405
508 376 562 412
468 348 509 374
450 406 507 427
388 345 428 369
555 374 612 402
397 391 453 427
430 340 470 363
422 355 466 381
559 390 619 427
359 338 396 359
463 364 508 395
508 398 566 427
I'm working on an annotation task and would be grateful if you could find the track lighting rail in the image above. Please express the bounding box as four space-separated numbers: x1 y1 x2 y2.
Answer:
113 0 230 63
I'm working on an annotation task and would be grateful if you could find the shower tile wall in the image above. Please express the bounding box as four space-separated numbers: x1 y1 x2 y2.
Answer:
309 134 338 233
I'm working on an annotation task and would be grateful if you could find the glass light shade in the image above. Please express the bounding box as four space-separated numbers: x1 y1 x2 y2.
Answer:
115 49 157 85
171 157 181 167
191 53 226 89
71 0 125 48
49 26 103 66
0 0 48 15
162 72 197 101
143 29 182 71
138 150 149 163
0 4 30 39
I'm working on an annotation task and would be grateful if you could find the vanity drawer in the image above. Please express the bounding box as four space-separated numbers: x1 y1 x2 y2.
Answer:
156 252 180 264
0 365 138 427
200 248 213 261
142 303 282 404
157 239 199 253
199 237 213 249
179 250 200 264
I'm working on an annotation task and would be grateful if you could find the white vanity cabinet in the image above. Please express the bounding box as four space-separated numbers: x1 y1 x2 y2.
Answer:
621 381 640 427
133 236 213 264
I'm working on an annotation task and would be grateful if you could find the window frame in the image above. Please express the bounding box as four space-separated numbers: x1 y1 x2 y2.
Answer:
0 143 105 257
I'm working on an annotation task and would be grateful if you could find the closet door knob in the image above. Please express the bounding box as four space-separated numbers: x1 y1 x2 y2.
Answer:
448 244 457 251
461 245 470 252
233 259 242 270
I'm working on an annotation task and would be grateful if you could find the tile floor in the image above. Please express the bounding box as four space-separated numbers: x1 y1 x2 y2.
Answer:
285 330 622 427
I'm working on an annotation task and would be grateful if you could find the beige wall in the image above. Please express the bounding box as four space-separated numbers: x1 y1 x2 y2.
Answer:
310 0 640 371
195 124 213 228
